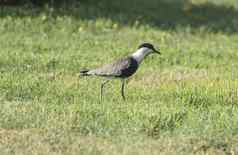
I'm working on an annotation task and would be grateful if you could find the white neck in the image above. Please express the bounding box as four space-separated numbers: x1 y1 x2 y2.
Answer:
131 47 151 64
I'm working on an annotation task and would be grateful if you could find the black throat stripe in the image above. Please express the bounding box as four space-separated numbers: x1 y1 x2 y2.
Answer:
117 57 138 78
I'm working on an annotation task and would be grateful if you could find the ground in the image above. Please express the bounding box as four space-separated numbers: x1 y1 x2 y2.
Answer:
0 0 238 154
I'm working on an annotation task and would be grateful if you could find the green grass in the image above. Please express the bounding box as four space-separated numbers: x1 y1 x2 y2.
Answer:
0 0 238 154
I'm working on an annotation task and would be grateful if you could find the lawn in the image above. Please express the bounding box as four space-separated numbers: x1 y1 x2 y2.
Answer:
0 0 238 154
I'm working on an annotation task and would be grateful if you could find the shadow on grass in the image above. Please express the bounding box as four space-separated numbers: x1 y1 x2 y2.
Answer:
1 0 238 34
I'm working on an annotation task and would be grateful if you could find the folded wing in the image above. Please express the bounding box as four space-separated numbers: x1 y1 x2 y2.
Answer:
87 57 132 77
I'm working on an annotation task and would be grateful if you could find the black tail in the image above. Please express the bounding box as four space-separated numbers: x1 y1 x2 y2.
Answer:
80 69 90 76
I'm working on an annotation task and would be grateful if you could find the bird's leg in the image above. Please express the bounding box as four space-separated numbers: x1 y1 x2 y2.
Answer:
121 79 126 101
100 79 110 101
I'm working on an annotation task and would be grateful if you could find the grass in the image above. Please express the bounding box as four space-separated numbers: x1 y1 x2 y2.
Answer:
0 0 238 154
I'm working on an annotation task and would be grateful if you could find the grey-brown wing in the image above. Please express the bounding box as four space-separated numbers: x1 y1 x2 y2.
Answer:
87 57 131 77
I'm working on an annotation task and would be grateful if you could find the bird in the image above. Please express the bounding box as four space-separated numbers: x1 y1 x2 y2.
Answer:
80 43 161 101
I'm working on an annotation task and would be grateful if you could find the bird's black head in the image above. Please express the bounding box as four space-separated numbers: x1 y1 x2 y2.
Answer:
138 43 160 54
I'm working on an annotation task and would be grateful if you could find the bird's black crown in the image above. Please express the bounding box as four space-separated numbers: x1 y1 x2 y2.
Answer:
138 43 155 50
138 42 161 54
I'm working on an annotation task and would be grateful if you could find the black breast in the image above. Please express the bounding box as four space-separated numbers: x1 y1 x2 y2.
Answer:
119 57 138 78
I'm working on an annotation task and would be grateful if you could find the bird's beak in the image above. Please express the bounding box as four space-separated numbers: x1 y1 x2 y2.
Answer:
153 48 161 54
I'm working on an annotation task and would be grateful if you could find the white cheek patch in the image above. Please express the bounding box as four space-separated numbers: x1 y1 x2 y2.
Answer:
131 47 151 64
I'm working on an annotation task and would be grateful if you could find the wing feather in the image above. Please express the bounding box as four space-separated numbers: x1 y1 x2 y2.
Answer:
88 57 131 77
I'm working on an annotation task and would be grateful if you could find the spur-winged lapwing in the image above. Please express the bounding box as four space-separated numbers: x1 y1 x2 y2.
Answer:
80 43 161 101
